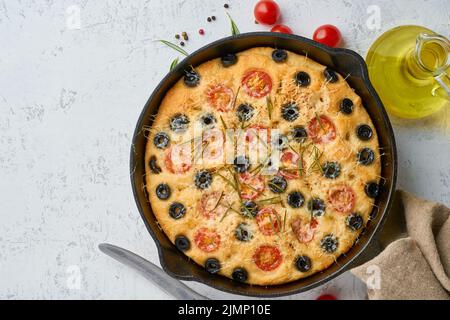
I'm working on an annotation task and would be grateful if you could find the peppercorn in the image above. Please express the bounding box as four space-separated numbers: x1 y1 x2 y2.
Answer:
211 16 216 21
175 34 180 39
207 17 212 22
224 4 229 8
182 31 188 41
199 29 205 35
180 41 185 46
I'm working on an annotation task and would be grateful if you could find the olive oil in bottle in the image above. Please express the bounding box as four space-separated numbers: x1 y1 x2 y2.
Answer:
366 25 449 119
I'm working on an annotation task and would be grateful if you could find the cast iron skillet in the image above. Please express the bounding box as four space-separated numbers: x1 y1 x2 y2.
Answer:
130 32 398 297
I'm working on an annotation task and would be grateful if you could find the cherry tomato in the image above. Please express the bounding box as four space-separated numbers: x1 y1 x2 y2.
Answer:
242 70 273 99
254 0 281 25
164 144 192 174
307 115 337 144
328 184 356 214
291 217 318 243
316 294 337 300
270 24 293 34
205 84 234 112
313 24 342 48
197 191 228 220
239 172 265 200
253 245 282 271
194 227 221 252
256 207 280 236
201 129 224 161
279 150 303 180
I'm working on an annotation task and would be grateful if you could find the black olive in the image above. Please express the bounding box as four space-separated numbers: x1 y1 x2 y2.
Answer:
200 113 217 128
221 53 237 67
356 124 373 141
357 147 375 165
287 191 305 208
346 213 364 231
183 69 200 87
235 223 253 241
295 255 312 272
236 103 255 122
194 170 213 189
281 102 299 122
175 235 190 251
233 155 250 173
241 201 258 218
156 183 171 200
291 126 308 143
149 156 162 174
324 68 339 83
340 98 354 114
272 49 288 63
307 198 326 217
153 132 170 149
268 176 287 194
321 234 339 253
205 258 221 274
232 268 248 282
170 114 190 133
294 71 311 87
365 181 380 198
169 202 186 219
322 161 341 179
272 134 288 150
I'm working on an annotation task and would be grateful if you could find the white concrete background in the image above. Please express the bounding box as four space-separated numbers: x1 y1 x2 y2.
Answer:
0 0 449 300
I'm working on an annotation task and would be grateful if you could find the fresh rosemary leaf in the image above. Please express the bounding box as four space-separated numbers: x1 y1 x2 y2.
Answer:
157 39 189 56
226 13 240 36
169 57 179 71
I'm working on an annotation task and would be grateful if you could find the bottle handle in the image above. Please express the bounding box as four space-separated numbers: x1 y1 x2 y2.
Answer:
415 33 450 100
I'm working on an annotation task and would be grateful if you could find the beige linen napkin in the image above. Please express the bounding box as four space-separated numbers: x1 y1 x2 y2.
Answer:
351 190 450 300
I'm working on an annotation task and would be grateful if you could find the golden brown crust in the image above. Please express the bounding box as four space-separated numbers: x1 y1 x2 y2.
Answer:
144 47 381 285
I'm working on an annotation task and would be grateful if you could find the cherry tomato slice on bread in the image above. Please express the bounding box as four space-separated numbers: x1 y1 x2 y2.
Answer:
194 227 221 252
307 115 336 144
253 245 282 271
164 144 192 174
239 172 265 200
256 207 280 236
206 84 234 112
241 70 273 99
291 217 318 243
328 184 356 214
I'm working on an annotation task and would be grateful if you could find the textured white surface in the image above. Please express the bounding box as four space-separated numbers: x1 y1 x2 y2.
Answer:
0 0 449 300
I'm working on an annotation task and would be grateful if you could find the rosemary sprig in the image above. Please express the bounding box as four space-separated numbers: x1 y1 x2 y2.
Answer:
219 115 228 129
256 197 282 205
157 40 189 56
283 210 287 231
268 181 285 193
220 207 230 222
266 96 273 120
226 13 240 36
232 86 241 110
215 172 238 191
169 57 179 71
211 191 224 212
315 112 325 131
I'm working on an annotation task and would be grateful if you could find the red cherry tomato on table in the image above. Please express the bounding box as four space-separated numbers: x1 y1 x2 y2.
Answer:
254 0 281 25
270 24 293 34
313 24 342 48
316 294 337 300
